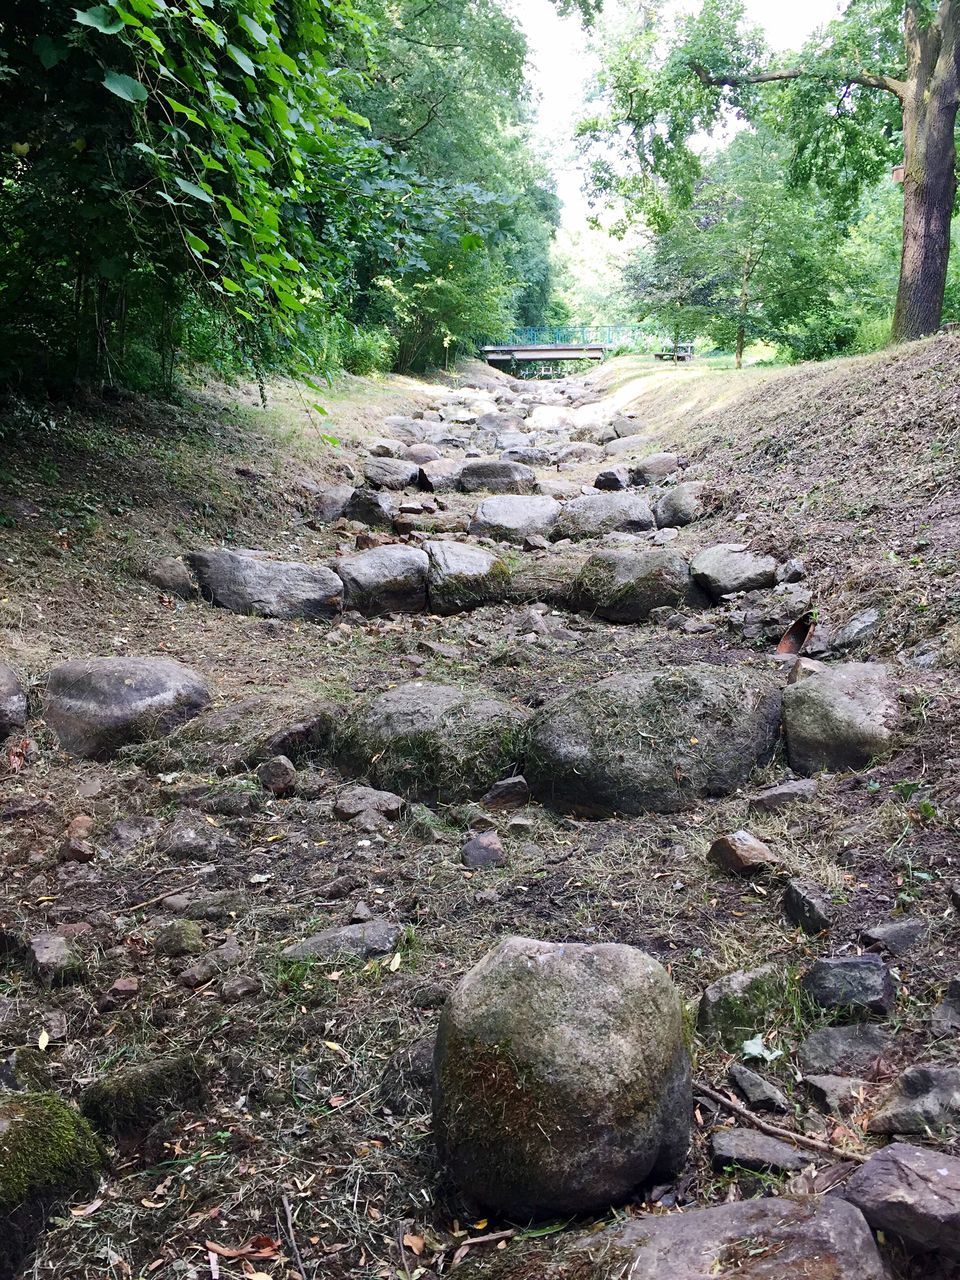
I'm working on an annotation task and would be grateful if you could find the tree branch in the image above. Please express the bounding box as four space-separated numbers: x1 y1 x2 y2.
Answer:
689 60 906 102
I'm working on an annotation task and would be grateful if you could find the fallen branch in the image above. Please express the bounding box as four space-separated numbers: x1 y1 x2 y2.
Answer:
126 883 196 913
694 1081 867 1165
433 1228 518 1259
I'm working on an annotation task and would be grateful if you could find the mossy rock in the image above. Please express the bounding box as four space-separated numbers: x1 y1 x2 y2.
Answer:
0 1092 103 1280
336 681 529 803
425 541 512 615
80 1054 207 1140
575 548 693 622
697 965 795 1050
0 1047 52 1093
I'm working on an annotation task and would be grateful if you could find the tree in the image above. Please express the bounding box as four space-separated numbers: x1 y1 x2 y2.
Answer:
584 0 960 342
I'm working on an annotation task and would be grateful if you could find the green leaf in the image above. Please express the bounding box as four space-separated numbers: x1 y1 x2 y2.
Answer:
102 70 148 102
173 176 213 203
74 5 125 34
238 13 269 46
221 276 243 293
33 35 69 69
459 233 485 252
227 44 256 76
185 231 209 254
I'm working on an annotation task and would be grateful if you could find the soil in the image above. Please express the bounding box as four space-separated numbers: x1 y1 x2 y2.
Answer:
0 338 958 1280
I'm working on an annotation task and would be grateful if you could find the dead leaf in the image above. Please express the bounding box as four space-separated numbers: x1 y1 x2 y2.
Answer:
70 1198 104 1217
388 952 402 972
37 1028 50 1052
403 1234 425 1256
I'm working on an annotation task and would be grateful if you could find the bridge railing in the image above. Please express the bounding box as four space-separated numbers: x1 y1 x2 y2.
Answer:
485 325 644 348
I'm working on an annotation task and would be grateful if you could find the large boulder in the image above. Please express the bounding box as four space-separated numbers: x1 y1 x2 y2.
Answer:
655 481 707 528
603 432 650 458
419 459 463 494
691 544 778 599
552 492 654 541
459 459 536 495
526 665 782 815
310 483 354 524
44 657 210 760
363 456 420 490
576 548 692 622
0 663 27 739
783 662 900 773
867 1065 960 1134
335 545 429 615
188 549 343 620
338 681 528 801
843 1142 960 1259
425 542 509 615
493 1197 886 1280
433 937 690 1217
469 495 561 544
344 487 397 528
630 452 681 483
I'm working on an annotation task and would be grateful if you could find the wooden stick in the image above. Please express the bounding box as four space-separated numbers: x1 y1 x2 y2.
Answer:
434 1228 518 1257
694 1081 867 1164
126 883 196 913
282 1194 308 1280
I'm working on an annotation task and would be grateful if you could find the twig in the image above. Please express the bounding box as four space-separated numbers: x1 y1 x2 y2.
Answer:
433 1228 518 1257
126 883 196 913
694 1081 867 1164
396 1228 413 1280
282 1193 309 1280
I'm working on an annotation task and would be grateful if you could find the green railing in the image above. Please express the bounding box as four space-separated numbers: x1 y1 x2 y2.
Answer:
487 325 644 347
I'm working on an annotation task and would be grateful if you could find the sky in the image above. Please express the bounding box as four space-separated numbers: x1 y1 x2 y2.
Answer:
513 0 844 229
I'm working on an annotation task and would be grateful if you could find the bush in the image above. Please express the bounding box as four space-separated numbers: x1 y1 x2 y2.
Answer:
341 326 398 376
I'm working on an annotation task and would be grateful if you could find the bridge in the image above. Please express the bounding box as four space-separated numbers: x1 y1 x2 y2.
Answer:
480 325 643 367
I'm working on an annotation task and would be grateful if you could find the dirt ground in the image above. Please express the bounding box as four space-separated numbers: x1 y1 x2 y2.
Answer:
0 337 958 1280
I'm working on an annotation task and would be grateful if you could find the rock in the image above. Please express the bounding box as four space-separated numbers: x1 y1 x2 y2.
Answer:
461 831 506 868
932 978 960 1034
868 1065 960 1133
0 1093 103 1280
655 482 706 528
832 607 882 652
368 437 407 458
469 495 561 543
594 466 630 491
707 830 782 877
187 549 343 620
403 443 440 465
802 955 895 1017
80 1055 206 1138
556 442 604 464
748 778 819 813
419 459 463 494
843 1142 960 1258
336 545 429 615
630 452 681 483
256 753 297 796
155 920 204 957
425 541 508 615
727 1063 790 1113
459 460 536 495
350 900 373 923
861 917 926 955
28 934 83 987
180 936 242 987
0 1048 50 1093
338 681 528 802
311 483 354 524
798 1024 894 1076
777 557 806 584
690 544 778 600
576 549 692 622
44 657 210 760
156 812 234 861
221 973 261 1002
783 662 899 774
804 1074 867 1115
344 486 397 527
783 879 834 934
363 456 420 490
481 775 529 811
526 665 781 816
710 1128 807 1174
502 447 551 467
380 1035 435 1114
281 919 401 961
525 1197 887 1280
602 432 649 458
333 785 404 823
553 492 654 541
697 965 784 1045
143 555 196 599
433 936 691 1217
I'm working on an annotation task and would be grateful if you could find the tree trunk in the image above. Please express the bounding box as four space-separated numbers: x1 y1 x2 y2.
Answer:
892 4 960 342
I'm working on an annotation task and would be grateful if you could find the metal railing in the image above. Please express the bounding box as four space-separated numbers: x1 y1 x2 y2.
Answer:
486 325 644 348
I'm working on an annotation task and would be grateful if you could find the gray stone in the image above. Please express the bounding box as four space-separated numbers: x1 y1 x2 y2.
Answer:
777 557 807 584
526 665 781 816
419 459 462 494
311 484 354 524
553 492 654 541
143 555 196 599
630 452 681 483
344 486 397 527
501 447 551 467
727 1063 790 1113
783 662 899 774
481 775 529 811
156 811 234 861
363 456 420 490
556 442 605 465
155 920 204 957
257 754 297 796
594 465 630 491
336 545 429 615
44 657 210 760
655 482 706 529
576 549 692 622
0 663 27 738
603 432 650 458
804 1074 868 1115
802 955 895 1017
28 933 83 986
459 460 536 495
798 1024 895 1076
368 437 407 458
221 973 262 1002
710 1128 807 1174
932 978 960 1034
748 778 819 813
333 785 404 823
425 541 507 615
690 544 778 599
697 965 783 1045
281 919 401 961
469 494 561 543
188 549 343 620
832 607 882 652
783 879 834 934
861 917 926 955
338 681 528 802
708 830 782 877
433 936 691 1217
461 831 506 868
868 1065 960 1134
403 443 441 464
843 1142 960 1258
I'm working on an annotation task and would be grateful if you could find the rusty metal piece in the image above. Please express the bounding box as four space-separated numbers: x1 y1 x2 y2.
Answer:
777 614 816 655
